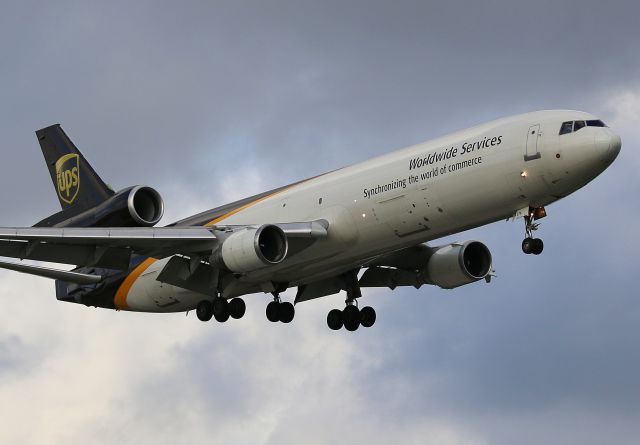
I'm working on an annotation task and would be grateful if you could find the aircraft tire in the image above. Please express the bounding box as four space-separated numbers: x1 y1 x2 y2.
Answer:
266 301 280 322
522 237 534 254
343 305 360 331
228 298 246 319
196 300 213 322
327 309 343 330
279 302 295 323
532 238 544 255
360 306 376 328
213 298 230 322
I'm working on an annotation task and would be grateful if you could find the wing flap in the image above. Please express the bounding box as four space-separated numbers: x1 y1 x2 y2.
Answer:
156 256 219 296
0 239 131 269
0 259 103 284
359 267 423 289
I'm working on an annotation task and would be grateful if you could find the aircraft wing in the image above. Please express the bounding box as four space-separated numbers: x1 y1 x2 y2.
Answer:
0 226 218 270
0 221 328 271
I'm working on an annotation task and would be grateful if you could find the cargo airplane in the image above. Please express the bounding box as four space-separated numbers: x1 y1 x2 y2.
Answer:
0 111 621 331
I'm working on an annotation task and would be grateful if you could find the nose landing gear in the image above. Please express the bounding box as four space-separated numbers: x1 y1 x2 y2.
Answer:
522 206 545 255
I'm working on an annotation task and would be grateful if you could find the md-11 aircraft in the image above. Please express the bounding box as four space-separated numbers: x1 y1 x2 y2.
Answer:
0 111 621 331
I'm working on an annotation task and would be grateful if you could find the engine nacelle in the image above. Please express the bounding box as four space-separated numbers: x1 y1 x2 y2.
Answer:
422 241 492 289
49 185 165 227
218 225 288 273
124 186 164 226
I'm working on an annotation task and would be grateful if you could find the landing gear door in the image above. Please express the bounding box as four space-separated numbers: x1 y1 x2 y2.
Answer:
525 124 541 161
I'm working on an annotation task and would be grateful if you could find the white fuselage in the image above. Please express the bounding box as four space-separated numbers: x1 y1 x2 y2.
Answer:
123 110 621 312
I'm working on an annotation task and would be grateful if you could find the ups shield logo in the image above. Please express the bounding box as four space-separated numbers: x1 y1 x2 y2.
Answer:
55 153 80 205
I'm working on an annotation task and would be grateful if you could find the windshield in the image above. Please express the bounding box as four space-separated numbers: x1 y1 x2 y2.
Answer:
558 119 607 135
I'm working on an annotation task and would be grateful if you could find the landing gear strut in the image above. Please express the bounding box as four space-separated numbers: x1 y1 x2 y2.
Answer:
522 207 545 255
326 270 376 331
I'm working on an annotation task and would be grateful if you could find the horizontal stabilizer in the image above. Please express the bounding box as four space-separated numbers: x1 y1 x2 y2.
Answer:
0 259 102 284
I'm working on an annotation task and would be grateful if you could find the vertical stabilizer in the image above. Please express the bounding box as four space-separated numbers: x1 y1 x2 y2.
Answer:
36 124 114 212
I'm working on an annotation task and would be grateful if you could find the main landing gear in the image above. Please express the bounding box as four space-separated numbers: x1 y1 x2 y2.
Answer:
327 302 376 331
265 293 295 324
522 207 545 255
196 297 246 322
326 270 376 331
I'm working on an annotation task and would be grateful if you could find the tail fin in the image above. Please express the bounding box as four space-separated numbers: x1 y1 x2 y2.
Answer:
36 124 114 212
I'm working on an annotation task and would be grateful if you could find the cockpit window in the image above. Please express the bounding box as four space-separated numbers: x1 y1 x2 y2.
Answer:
559 121 573 135
559 119 607 135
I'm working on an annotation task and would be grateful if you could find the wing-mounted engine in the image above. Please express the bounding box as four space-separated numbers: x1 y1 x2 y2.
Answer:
211 224 288 273
421 241 492 289
155 220 328 297
359 240 493 290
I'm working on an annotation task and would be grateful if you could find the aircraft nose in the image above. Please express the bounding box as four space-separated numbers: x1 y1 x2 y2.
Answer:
595 130 622 164
608 133 622 162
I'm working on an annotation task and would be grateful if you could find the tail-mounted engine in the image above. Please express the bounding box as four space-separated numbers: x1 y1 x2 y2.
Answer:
422 241 492 289
123 186 164 226
44 185 165 227
212 224 288 273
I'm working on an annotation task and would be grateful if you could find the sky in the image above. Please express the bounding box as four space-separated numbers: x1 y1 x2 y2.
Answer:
1 1 639 444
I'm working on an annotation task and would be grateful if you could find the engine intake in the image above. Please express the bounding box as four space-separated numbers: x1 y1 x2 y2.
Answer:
126 186 164 226
423 241 492 289
218 224 288 273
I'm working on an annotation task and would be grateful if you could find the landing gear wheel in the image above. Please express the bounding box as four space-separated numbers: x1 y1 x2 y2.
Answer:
196 300 213 322
522 208 546 255
228 298 246 319
343 305 360 332
279 302 295 323
522 237 534 254
532 238 544 255
212 298 230 322
266 301 280 322
327 309 344 330
360 306 376 328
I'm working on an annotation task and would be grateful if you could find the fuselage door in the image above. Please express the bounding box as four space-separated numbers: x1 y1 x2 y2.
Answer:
525 124 541 161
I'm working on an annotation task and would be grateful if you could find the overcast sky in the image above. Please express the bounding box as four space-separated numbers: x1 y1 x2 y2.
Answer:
1 1 639 444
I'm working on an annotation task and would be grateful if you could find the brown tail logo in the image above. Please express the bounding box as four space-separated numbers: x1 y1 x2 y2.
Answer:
55 153 80 205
